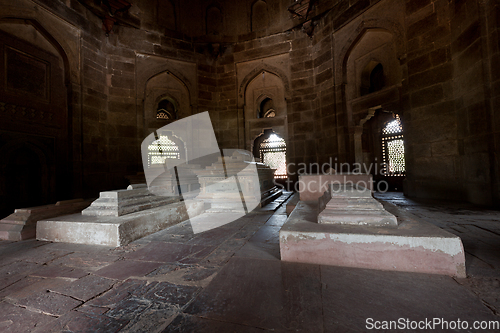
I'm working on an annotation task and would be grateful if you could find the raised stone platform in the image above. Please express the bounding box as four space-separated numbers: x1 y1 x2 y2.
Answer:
82 184 179 217
280 200 466 278
37 199 204 247
318 184 398 227
0 199 93 241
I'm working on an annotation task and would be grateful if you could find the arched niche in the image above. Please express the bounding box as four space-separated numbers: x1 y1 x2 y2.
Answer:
0 1 80 84
251 0 269 32
244 70 287 151
339 24 404 168
158 0 177 31
206 4 223 35
0 17 73 214
345 28 401 103
143 71 192 134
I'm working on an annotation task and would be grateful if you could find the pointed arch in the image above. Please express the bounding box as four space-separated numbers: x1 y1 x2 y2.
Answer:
206 3 223 35
339 19 405 85
0 18 72 85
251 0 269 32
238 64 291 102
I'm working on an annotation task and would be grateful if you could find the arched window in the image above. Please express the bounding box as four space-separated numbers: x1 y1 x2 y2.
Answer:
259 133 287 179
382 115 405 176
156 99 177 120
147 135 180 167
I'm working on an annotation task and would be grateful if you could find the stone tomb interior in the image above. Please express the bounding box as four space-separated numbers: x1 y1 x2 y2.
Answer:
0 0 499 331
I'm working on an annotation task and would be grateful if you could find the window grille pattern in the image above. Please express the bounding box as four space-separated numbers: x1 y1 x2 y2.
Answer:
382 115 405 176
259 134 287 179
382 116 403 135
157 109 176 120
264 109 276 118
147 135 180 167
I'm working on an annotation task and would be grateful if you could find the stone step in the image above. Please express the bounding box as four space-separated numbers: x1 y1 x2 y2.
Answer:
318 209 398 226
37 200 205 247
0 199 93 241
82 184 180 217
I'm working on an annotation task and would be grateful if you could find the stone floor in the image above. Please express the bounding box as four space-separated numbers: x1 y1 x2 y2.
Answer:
0 191 499 332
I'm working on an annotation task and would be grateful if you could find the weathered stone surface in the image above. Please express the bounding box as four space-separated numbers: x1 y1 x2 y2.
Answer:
15 291 83 316
0 302 54 333
166 314 264 332
82 184 180 217
124 241 215 264
184 257 324 332
94 260 164 280
50 275 116 301
281 200 466 278
33 310 128 333
37 199 205 247
0 199 93 241
0 261 41 289
29 264 89 279
318 183 398 227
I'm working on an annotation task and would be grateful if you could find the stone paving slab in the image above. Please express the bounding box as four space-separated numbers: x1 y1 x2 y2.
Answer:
0 301 54 333
5 277 72 300
234 241 280 261
125 241 215 264
264 214 288 227
94 260 164 280
33 310 128 333
0 261 41 289
86 279 151 307
186 224 240 246
50 274 116 301
29 263 89 279
165 313 265 332
75 304 110 315
120 303 178 332
0 276 44 299
48 251 120 270
14 290 83 316
321 265 499 331
19 248 73 265
200 238 247 266
146 264 219 287
141 281 199 306
248 225 281 244
184 256 324 332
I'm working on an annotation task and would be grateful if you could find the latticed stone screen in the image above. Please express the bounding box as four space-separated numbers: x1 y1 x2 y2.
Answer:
147 135 180 167
382 116 405 176
259 134 287 179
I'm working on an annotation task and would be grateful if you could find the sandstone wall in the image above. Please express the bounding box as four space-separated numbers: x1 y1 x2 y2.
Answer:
0 0 497 207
